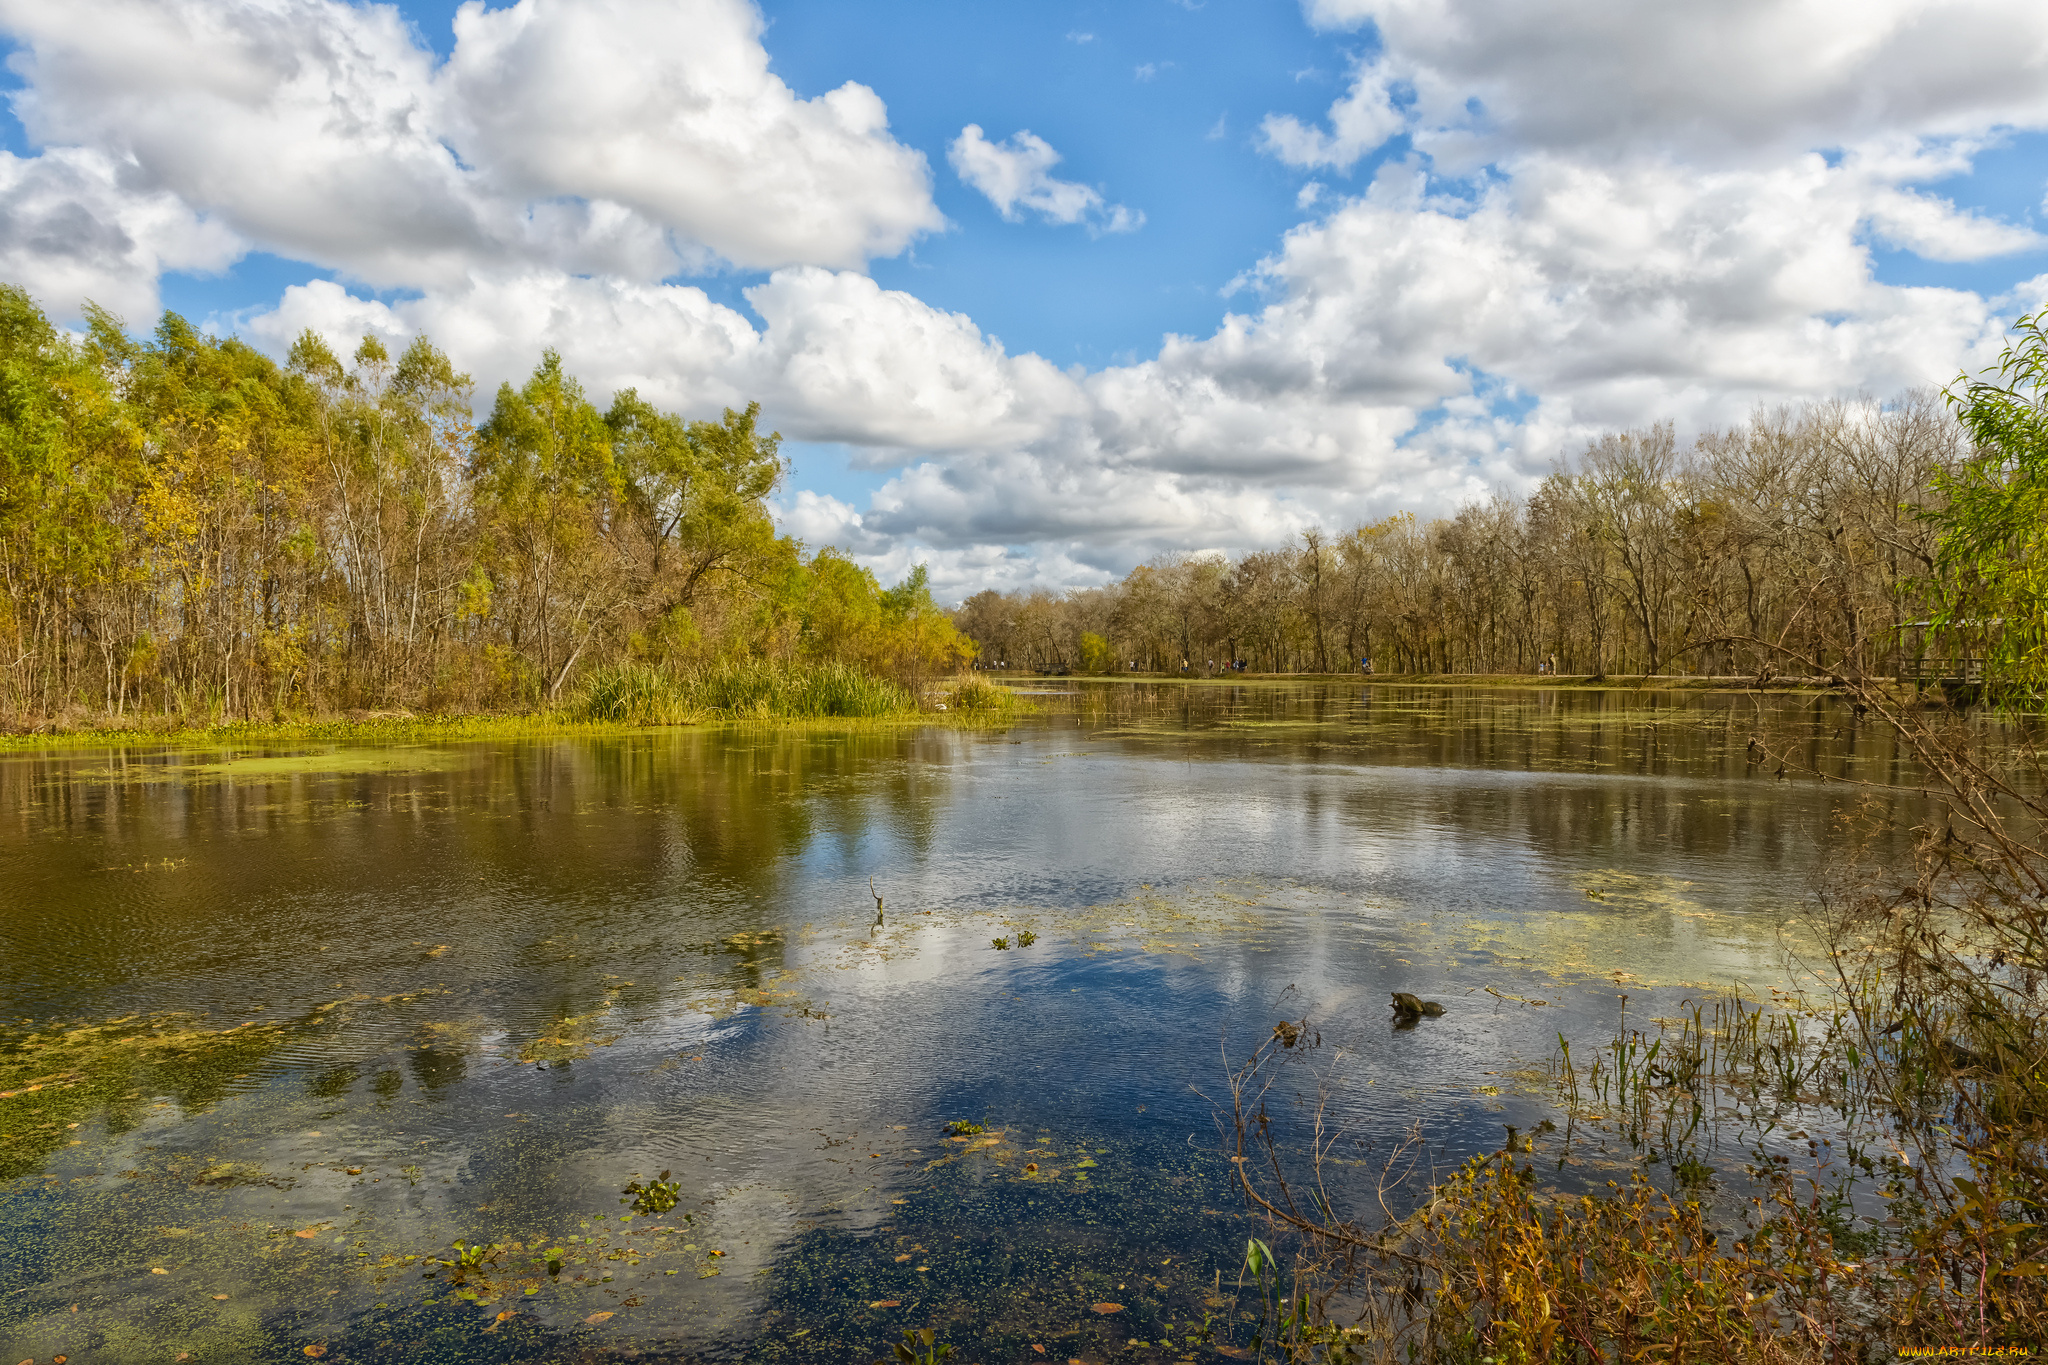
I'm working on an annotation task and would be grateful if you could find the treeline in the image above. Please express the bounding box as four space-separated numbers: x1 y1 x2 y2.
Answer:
954 395 1969 680
0 285 972 724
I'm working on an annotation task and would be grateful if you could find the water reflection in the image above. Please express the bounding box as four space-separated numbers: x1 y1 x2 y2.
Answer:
0 685 1934 1360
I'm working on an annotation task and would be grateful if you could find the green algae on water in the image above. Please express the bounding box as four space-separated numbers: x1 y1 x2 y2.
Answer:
0 1013 289 1180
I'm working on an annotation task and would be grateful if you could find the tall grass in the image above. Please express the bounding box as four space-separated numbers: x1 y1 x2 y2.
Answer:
571 662 696 725
940 676 1020 715
683 659 912 718
571 659 914 723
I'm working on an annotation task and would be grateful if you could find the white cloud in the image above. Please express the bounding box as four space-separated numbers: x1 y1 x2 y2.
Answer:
1259 58 1405 170
0 0 941 315
0 147 242 321
236 137 2044 601
1292 0 2048 167
441 0 942 271
948 126 1143 234
1864 186 2046 261
6 0 2048 602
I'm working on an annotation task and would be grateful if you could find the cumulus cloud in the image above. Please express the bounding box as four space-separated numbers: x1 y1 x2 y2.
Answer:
948 126 1143 233
234 134 2043 600
441 0 942 270
5 0 2047 600
0 0 941 312
1260 59 1406 170
0 147 242 321
1292 0 2048 167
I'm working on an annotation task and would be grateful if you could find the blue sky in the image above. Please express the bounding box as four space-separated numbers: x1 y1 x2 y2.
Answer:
3 0 2047 595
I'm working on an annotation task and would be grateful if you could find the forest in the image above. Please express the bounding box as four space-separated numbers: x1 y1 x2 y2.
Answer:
952 394 1989 682
3 274 2041 728
0 284 974 726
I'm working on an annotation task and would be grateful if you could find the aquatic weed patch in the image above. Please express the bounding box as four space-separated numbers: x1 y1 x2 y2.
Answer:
0 1013 289 1180
747 1123 1263 1365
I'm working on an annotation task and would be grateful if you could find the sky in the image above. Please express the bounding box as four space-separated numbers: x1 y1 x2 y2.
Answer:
3 0 2047 601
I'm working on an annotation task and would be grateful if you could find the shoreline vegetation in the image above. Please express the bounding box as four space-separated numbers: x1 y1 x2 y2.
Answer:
0 666 1026 751
1210 321 2048 1360
0 284 981 734
0 669 1883 753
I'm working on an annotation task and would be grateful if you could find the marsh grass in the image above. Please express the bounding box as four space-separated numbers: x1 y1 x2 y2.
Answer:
679 659 913 718
1 662 1023 749
1221 955 2048 1364
0 710 633 752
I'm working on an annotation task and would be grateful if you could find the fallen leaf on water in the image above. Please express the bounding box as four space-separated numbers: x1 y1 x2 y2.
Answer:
584 1311 614 1324
1091 1302 1124 1314
304 1348 327 1359
426 945 448 956
294 1229 319 1238
212 1294 230 1301
345 1167 363 1175
895 1254 912 1262
1214 1348 1250 1359
151 1267 169 1275
868 1300 901 1308
177 1356 190 1362
495 1310 519 1322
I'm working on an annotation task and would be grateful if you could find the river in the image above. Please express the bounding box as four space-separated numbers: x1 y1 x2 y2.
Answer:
0 681 1925 1362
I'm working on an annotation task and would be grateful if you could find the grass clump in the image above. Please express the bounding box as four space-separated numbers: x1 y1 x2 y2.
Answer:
942 676 1020 714
571 662 696 725
679 659 913 719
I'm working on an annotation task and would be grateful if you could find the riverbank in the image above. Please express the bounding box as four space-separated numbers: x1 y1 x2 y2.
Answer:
0 682 1026 752
999 669 1856 693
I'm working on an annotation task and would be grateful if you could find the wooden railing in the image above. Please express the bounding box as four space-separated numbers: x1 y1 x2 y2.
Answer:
1897 657 1983 684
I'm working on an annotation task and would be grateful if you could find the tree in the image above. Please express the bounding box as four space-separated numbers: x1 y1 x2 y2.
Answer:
1937 312 2048 697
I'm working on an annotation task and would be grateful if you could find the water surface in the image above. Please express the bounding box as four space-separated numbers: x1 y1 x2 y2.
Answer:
0 682 1925 1362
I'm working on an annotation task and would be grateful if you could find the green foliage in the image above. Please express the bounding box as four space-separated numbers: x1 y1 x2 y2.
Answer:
437 1239 502 1280
1079 631 1116 673
620 1169 682 1215
678 658 912 718
572 663 695 725
943 1120 985 1136
1938 311 2048 696
877 1327 954 1365
942 677 1015 713
0 282 985 725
